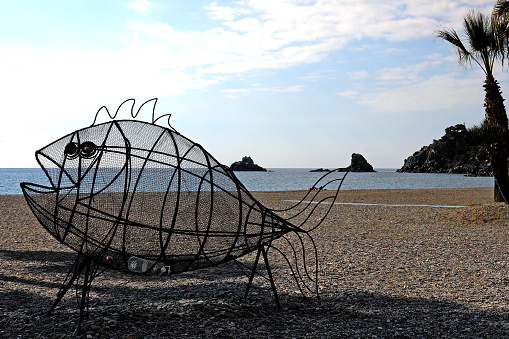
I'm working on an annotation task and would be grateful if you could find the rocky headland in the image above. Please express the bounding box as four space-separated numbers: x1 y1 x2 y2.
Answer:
230 156 267 171
398 124 492 176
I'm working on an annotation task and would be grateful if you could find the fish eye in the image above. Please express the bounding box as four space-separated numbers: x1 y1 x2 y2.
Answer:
80 141 97 158
64 142 79 158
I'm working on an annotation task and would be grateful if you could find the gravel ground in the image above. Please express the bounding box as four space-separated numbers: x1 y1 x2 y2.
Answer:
2 188 509 338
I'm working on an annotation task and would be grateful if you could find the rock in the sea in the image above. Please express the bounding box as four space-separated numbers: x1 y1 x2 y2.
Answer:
309 168 330 172
310 154 374 173
230 156 267 171
398 124 492 175
350 153 375 172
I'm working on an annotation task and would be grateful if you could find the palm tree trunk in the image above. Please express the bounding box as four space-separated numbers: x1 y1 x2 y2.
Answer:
484 74 509 202
492 146 509 202
484 75 508 127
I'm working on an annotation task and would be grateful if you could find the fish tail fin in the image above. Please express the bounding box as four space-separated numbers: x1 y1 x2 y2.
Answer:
273 169 348 232
272 231 320 299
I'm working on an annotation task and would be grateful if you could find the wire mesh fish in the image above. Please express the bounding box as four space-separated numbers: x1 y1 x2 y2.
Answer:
20 98 348 333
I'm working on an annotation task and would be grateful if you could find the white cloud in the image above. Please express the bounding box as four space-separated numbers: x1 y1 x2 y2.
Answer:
224 17 262 32
205 2 252 21
205 2 236 21
125 0 494 81
0 44 225 105
300 74 327 81
257 85 305 92
406 2 493 22
336 90 358 97
368 17 441 41
220 89 251 93
221 85 305 94
129 0 149 11
349 71 369 79
7 2 498 108
383 47 407 54
300 69 339 81
374 60 442 85
0 44 224 167
359 72 485 113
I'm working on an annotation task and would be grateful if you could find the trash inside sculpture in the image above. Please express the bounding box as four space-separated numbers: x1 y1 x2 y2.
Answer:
20 98 348 332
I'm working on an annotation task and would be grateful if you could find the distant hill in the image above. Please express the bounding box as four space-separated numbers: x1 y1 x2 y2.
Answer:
398 124 492 176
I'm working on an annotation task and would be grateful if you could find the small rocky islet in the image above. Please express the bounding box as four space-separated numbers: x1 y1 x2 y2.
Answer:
310 153 375 173
229 156 267 171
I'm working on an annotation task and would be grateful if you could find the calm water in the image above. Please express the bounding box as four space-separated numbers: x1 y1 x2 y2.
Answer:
0 168 494 195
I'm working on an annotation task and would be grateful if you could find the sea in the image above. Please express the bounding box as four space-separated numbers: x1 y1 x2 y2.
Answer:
0 168 494 195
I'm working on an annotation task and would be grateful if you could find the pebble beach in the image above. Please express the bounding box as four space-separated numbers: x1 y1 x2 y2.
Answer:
2 187 509 338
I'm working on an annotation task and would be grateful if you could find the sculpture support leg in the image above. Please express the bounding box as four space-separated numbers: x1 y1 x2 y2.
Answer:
76 256 93 334
261 246 281 309
46 254 89 316
46 254 95 335
244 245 281 308
244 246 262 299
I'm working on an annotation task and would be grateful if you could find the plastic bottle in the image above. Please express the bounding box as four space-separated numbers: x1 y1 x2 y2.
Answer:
128 256 156 273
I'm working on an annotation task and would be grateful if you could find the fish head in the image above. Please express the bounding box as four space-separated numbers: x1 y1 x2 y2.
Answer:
35 121 131 193
20 120 134 258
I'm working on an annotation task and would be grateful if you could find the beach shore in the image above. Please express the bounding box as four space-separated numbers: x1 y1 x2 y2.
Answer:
2 187 509 338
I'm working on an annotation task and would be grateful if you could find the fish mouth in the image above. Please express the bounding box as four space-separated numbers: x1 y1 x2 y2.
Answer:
21 181 132 273
20 181 115 255
20 182 79 244
20 155 129 255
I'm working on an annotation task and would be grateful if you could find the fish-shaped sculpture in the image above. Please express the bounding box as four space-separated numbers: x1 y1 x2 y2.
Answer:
20 98 348 333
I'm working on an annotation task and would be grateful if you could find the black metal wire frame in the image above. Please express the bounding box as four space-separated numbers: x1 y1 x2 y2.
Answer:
20 99 349 334
243 245 281 307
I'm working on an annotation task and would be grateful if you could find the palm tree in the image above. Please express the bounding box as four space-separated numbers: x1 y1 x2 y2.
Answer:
435 9 509 202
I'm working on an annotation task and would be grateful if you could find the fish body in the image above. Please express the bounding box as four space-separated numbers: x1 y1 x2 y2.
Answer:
21 119 302 274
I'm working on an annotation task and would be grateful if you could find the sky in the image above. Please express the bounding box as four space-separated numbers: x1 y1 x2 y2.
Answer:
0 0 507 169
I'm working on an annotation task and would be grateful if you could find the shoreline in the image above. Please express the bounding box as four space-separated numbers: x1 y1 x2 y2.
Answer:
1 185 495 197
251 187 494 207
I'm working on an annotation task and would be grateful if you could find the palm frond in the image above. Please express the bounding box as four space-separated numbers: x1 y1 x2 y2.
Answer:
435 27 473 65
435 9 508 75
493 0 509 18
493 14 509 66
464 10 491 51
464 10 496 73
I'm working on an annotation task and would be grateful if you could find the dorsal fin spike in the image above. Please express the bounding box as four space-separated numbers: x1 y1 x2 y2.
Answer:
91 105 115 126
117 98 136 118
135 98 158 121
91 98 175 129
91 98 136 126
153 113 176 132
